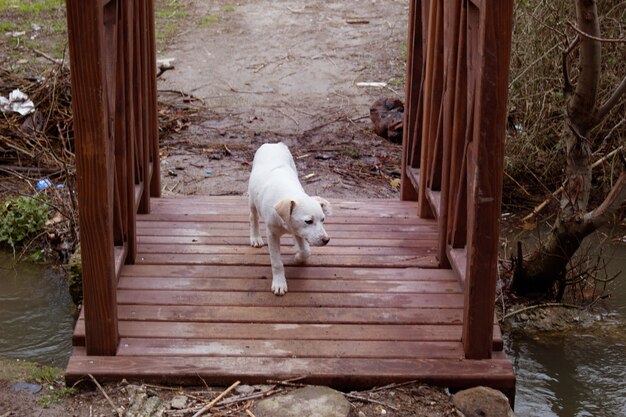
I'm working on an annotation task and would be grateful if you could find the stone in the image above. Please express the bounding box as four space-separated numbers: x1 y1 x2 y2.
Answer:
235 384 255 394
452 386 515 417
253 386 354 417
170 395 188 410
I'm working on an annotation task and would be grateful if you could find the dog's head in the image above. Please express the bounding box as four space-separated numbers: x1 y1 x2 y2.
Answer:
274 196 332 246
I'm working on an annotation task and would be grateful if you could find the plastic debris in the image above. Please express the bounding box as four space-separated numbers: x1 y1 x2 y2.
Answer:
205 169 214 175
356 81 387 88
35 178 52 190
0 89 36 116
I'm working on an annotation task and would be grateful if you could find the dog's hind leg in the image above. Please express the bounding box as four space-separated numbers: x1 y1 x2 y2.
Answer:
249 202 264 247
293 235 310 264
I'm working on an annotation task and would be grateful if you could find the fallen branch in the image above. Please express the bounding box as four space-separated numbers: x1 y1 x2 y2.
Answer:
191 381 241 417
87 374 123 417
266 375 308 387
344 393 399 411
499 302 581 322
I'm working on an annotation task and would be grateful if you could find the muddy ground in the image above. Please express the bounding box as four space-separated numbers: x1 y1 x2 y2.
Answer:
156 0 407 199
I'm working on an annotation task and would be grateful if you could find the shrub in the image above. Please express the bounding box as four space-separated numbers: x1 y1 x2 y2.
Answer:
0 196 49 249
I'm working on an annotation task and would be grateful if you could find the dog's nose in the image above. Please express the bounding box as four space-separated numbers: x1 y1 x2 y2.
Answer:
322 236 330 245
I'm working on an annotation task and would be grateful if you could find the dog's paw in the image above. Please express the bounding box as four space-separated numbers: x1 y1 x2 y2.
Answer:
294 250 310 264
250 236 264 247
271 278 288 296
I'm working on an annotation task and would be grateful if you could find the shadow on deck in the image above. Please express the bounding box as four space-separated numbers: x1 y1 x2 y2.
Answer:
67 196 514 396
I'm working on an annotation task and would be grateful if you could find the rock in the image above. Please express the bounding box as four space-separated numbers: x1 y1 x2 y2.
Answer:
235 384 255 394
11 381 42 393
369 97 404 143
452 386 515 417
170 395 188 409
253 386 353 417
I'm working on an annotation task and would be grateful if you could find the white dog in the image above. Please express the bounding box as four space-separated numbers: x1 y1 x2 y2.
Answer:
248 142 332 296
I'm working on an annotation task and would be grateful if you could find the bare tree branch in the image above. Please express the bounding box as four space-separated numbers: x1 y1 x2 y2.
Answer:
596 74 626 121
562 35 580 99
567 21 626 43
584 159 626 230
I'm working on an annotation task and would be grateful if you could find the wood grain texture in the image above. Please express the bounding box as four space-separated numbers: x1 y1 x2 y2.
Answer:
66 0 118 356
66 351 515 391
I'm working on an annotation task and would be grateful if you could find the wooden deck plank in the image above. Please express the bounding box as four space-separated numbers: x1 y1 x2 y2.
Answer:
79 321 487 341
137 228 436 240
136 221 438 233
117 338 466 359
136 243 432 256
138 213 428 225
120 264 458 280
66 352 515 391
134 253 438 268
67 196 513 394
118 276 462 293
137 235 439 246
115 290 464 308
114 305 464 324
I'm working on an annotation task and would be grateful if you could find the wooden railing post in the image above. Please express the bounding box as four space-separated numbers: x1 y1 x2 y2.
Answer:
462 0 514 359
66 0 118 356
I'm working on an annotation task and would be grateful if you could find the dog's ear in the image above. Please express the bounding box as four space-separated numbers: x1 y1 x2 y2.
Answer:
274 198 296 224
312 196 332 216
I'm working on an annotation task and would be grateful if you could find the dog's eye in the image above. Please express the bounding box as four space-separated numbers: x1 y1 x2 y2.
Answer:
305 219 314 225
321 217 325 223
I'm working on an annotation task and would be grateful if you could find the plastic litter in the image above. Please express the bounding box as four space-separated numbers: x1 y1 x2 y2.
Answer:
0 89 36 116
35 178 52 190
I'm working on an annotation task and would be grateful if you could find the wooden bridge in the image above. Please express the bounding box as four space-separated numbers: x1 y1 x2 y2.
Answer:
64 0 516 403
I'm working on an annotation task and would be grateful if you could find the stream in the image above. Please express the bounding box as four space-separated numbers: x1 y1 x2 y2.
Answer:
0 251 74 368
0 245 625 415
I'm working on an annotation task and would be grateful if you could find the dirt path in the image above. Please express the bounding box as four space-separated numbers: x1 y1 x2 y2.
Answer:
157 0 408 198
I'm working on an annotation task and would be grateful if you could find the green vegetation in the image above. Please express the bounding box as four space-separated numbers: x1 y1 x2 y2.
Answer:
198 14 220 25
38 386 77 408
223 5 236 12
0 196 49 249
31 365 60 385
155 0 189 52
0 0 64 13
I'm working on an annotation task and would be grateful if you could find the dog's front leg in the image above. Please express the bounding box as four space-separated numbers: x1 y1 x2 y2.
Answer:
249 203 264 247
266 229 288 295
293 235 310 264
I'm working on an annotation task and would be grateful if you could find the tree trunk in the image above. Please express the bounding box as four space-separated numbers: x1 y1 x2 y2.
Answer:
511 0 626 299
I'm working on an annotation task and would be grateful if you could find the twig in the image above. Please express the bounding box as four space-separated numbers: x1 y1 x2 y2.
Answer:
245 410 257 417
266 375 308 387
215 388 282 408
276 108 300 127
522 145 625 221
567 21 626 43
499 302 581 322
344 393 399 411
368 380 418 393
191 381 241 417
87 374 123 417
33 48 65 66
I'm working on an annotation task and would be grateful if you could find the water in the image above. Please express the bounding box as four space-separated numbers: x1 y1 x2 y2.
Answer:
506 241 626 416
0 251 74 368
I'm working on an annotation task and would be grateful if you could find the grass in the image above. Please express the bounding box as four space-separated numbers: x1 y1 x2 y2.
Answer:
198 14 220 25
0 0 64 13
223 5 236 12
154 0 190 52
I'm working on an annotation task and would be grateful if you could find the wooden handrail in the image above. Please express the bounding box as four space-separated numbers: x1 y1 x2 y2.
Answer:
66 0 159 356
401 0 514 359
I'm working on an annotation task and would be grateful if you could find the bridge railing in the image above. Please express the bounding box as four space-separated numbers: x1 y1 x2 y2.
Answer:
401 0 514 359
66 0 159 355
